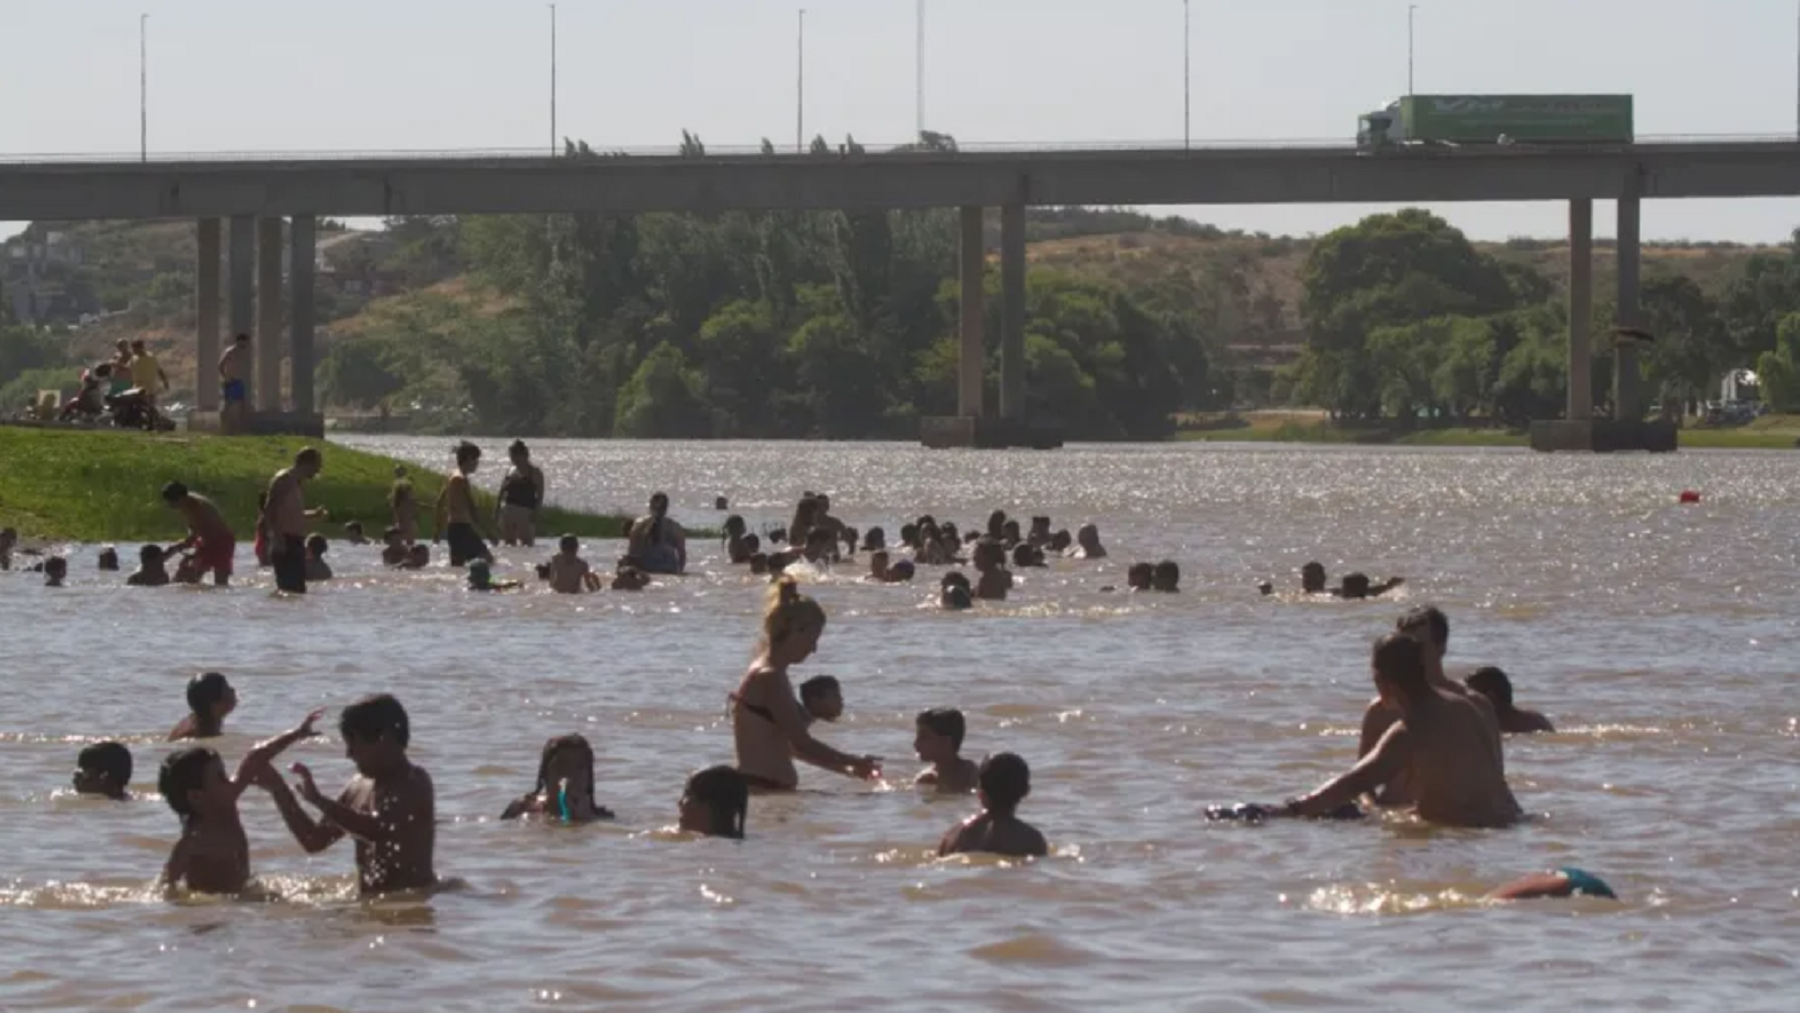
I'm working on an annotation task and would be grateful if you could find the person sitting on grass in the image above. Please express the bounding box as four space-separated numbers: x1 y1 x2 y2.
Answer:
127 544 171 588
73 741 133 800
938 753 1048 859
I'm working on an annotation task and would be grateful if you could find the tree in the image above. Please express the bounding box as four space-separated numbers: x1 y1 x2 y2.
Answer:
1756 312 1800 411
613 343 713 438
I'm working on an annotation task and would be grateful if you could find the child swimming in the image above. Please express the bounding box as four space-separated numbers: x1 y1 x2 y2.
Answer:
169 671 238 741
305 535 334 581
938 753 1048 859
157 708 322 894
547 535 603 594
501 734 616 822
678 765 749 839
126 544 170 587
913 708 979 794
73 741 133 800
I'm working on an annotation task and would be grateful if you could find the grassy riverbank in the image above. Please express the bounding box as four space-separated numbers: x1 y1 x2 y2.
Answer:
0 428 635 542
1173 413 1800 450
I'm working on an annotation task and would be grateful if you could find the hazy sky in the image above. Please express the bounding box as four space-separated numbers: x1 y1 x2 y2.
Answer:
7 0 1800 244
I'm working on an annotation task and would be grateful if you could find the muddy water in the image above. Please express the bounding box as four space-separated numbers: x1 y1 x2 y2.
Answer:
2 439 1798 1011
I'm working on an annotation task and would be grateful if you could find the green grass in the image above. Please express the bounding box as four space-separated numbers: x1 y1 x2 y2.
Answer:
0 428 635 542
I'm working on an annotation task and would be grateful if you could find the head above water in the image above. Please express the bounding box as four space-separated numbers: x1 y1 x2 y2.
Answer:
75 740 132 797
1301 562 1327 594
341 693 410 750
915 707 967 754
186 671 237 722
533 733 596 809
1126 562 1154 590
800 674 843 721
681 764 748 839
1152 560 1181 591
139 543 165 566
979 752 1031 813
559 534 580 555
1465 666 1515 712
1371 632 1432 706
1396 605 1450 656
44 556 68 582
157 746 225 825
863 527 886 551
1340 572 1372 599
761 577 826 661
98 547 120 571
307 534 328 558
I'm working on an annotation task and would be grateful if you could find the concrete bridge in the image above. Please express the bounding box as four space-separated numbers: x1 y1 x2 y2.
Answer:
8 141 1800 447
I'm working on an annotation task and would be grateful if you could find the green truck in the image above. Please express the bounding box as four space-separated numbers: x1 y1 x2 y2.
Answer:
1357 94 1634 150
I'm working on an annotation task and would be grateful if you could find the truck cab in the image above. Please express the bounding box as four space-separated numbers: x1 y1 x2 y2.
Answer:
1357 103 1403 151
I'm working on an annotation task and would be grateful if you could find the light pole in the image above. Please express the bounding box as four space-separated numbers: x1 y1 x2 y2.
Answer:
549 4 558 156
139 13 149 162
1183 0 1191 149
797 9 806 153
916 0 925 137
1407 4 1417 97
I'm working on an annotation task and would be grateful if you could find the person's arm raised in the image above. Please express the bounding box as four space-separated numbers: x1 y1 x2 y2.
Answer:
230 709 323 800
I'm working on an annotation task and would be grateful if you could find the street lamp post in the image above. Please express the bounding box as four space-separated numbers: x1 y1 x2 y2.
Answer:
797 9 807 153
1408 4 1417 97
916 0 925 138
1183 0 1191 150
140 13 149 162
549 4 558 156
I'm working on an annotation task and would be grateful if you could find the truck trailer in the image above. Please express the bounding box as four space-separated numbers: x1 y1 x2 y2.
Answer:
1357 94 1634 150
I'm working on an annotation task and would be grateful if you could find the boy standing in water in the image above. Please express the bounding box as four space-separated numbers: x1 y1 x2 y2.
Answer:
939 753 1048 858
158 709 322 894
434 443 494 567
161 482 235 587
265 694 437 895
170 672 238 740
913 708 980 794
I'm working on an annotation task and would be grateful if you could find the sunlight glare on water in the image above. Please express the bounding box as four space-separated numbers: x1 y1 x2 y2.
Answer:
3 439 1800 1011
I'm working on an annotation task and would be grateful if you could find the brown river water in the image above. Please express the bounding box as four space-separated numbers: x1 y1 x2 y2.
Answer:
3 438 1799 1011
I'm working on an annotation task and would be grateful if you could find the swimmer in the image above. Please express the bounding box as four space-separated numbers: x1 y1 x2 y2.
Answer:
1487 868 1617 902
547 534 603 593
1027 516 1053 549
170 671 238 741
940 583 974 611
1301 561 1328 594
862 527 887 552
305 535 334 581
887 558 916 583
610 564 650 591
1336 571 1404 600
501 734 616 822
1151 560 1181 593
913 708 979 794
1012 543 1046 569
466 559 522 592
867 550 893 582
172 552 207 585
158 708 323 894
98 546 121 572
839 526 859 558
403 543 431 570
42 556 67 588
985 510 1007 541
715 496 729 511
126 544 171 587
1125 562 1154 591
1048 529 1073 554
899 523 921 551
161 482 235 586
1069 524 1107 560
434 442 495 568
1465 667 1555 734
342 521 368 546
627 492 687 575
799 675 843 725
1001 519 1024 548
724 515 752 564
803 527 839 565
938 753 1048 859
748 552 770 576
265 693 438 895
679 765 748 839
73 741 133 800
1287 634 1521 829
729 578 880 791
381 526 409 567
972 539 1012 601
1359 606 1502 805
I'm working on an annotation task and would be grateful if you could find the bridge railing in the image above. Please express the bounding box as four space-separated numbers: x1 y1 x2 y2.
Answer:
0 132 1796 164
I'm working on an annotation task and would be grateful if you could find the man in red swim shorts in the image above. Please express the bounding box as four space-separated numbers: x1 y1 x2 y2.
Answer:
162 482 236 586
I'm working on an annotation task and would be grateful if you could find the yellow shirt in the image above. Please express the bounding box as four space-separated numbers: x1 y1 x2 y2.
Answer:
131 353 162 391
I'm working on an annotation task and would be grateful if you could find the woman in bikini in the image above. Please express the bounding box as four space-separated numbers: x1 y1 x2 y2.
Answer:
729 577 880 792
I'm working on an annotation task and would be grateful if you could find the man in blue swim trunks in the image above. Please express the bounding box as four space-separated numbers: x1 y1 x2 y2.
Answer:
219 333 250 434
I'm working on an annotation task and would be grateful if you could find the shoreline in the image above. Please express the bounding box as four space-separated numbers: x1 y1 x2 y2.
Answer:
1172 416 1800 450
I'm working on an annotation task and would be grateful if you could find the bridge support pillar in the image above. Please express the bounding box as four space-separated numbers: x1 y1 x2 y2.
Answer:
256 218 284 413
1567 198 1594 422
957 205 985 418
1614 195 1642 422
228 215 255 408
290 215 317 420
194 219 221 412
1000 203 1027 421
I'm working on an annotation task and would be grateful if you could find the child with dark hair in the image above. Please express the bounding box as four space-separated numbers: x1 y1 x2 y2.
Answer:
265 693 437 895
724 515 752 564
157 709 321 893
73 741 133 800
1465 667 1555 734
938 753 1048 858
678 765 748 839
43 556 68 588
913 708 979 794
1125 562 1154 591
799 675 843 724
170 672 238 741
97 546 121 572
342 521 368 546
126 544 171 587
1151 560 1181 593
382 526 409 567
305 535 334 581
501 734 615 822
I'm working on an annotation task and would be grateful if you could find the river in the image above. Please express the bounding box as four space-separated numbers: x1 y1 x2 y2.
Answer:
2 438 1797 1011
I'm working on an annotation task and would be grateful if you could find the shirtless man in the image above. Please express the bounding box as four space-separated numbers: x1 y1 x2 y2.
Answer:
1288 633 1522 829
627 492 687 575
262 448 327 595
262 694 437 895
161 482 235 586
1357 605 1501 805
434 442 494 567
218 334 249 435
